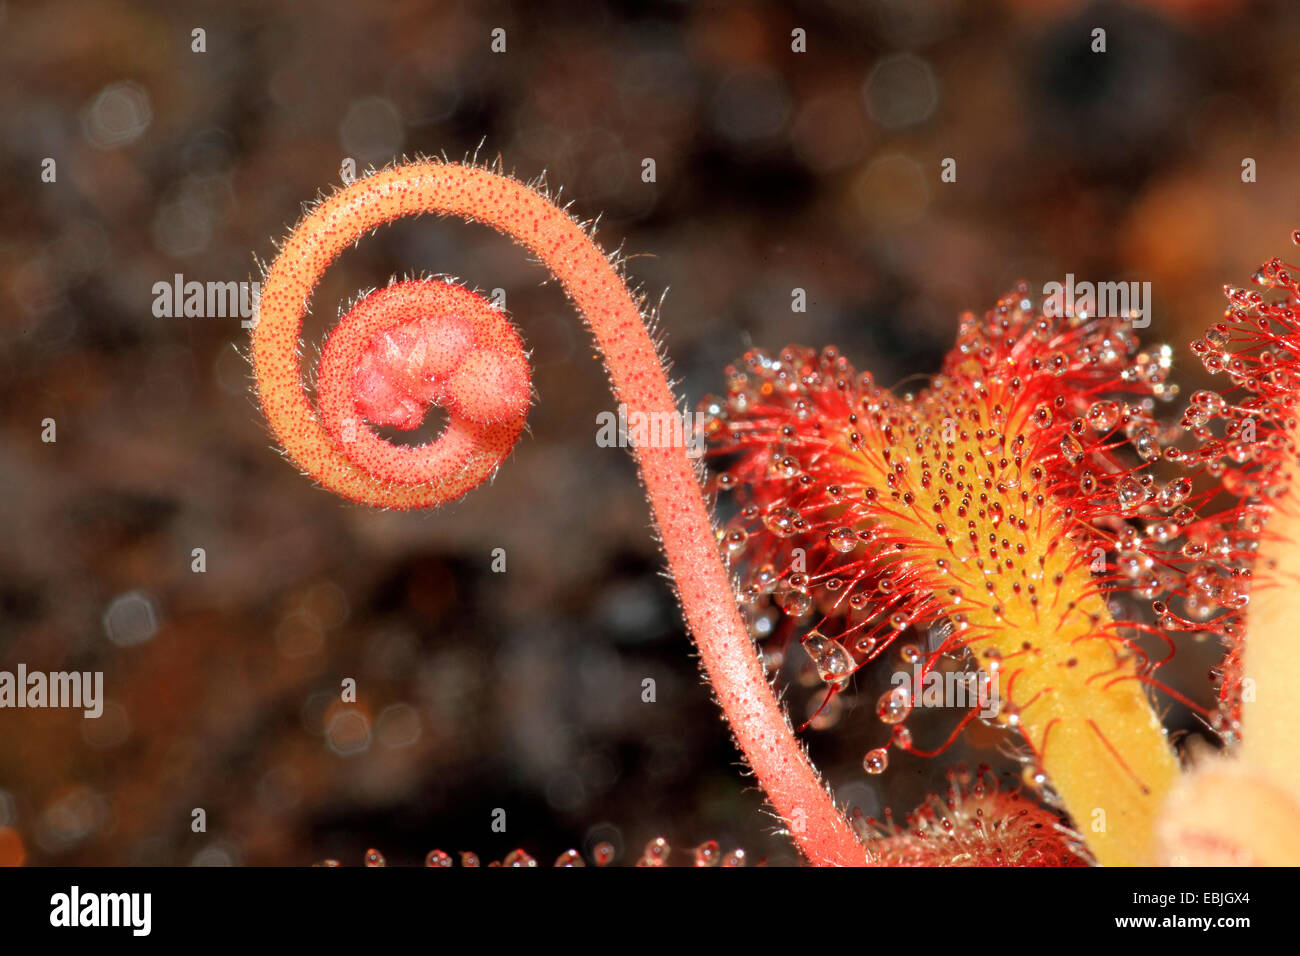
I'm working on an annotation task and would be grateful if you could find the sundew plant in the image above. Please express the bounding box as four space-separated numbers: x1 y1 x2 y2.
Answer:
10 4 1300 894
251 160 1300 868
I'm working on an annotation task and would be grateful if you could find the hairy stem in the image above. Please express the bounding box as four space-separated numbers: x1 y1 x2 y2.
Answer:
251 162 871 866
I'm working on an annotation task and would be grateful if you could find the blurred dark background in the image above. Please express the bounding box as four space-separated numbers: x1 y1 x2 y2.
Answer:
1 0 1297 866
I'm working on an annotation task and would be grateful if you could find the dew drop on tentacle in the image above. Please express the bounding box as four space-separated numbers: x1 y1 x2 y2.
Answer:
1115 475 1147 512
779 587 813 617
801 630 855 684
863 747 889 775
828 526 858 552
721 848 748 867
763 506 801 537
1059 433 1085 466
877 685 912 725
637 837 670 867
693 840 720 866
1086 400 1119 433
502 849 537 867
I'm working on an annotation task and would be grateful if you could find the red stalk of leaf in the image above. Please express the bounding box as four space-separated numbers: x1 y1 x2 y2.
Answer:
251 160 872 866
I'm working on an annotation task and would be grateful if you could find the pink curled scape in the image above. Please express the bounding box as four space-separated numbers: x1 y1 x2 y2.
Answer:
250 160 872 866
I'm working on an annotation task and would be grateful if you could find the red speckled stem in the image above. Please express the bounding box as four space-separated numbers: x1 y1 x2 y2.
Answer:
252 162 870 865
